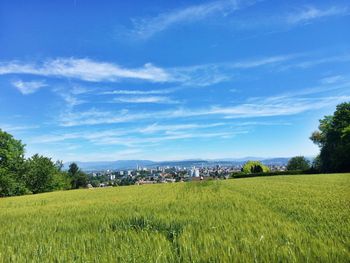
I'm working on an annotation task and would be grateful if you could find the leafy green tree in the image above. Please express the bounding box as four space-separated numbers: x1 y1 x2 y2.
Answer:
24 154 57 194
0 129 27 196
52 171 71 190
287 156 310 171
68 163 79 176
310 102 350 172
242 161 270 174
0 168 28 196
68 162 88 189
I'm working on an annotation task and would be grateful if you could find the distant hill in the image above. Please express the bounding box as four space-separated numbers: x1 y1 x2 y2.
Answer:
64 157 301 171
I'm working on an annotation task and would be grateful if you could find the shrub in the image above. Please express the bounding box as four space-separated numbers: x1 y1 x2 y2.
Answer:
242 161 270 174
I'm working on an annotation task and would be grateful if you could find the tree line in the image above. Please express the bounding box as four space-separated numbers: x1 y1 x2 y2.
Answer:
0 130 87 197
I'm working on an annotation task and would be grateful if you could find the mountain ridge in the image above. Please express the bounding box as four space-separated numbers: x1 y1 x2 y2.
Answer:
63 157 310 171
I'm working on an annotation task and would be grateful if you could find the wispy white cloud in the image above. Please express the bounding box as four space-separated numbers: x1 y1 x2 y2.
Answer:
29 129 128 144
61 93 86 108
1 58 169 82
289 54 350 69
113 96 180 104
1 54 297 88
130 0 255 39
0 124 39 132
57 93 349 127
2 53 349 91
69 131 241 147
58 108 148 127
11 80 47 94
30 120 286 145
320 75 345 84
70 85 91 95
164 96 345 120
230 55 293 68
28 121 233 146
225 4 349 35
139 122 225 133
287 6 348 25
101 88 177 95
168 55 294 86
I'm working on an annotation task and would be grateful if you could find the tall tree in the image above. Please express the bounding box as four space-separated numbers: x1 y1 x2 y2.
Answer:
287 156 310 171
68 162 88 189
310 102 350 172
0 129 26 175
0 129 27 196
25 154 57 194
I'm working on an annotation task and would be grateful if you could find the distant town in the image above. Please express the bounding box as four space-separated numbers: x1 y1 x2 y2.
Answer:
86 162 288 187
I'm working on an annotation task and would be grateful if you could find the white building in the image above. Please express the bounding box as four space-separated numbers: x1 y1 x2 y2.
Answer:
194 168 200 177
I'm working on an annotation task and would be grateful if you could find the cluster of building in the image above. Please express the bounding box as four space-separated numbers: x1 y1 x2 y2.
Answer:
87 163 287 187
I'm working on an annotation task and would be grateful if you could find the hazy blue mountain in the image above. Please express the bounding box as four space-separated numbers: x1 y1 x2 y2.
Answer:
63 157 299 171
64 160 156 171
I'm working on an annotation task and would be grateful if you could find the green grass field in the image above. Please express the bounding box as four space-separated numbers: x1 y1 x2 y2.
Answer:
0 174 349 262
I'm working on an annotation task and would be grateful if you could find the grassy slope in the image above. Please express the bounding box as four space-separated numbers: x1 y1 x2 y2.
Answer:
0 174 349 262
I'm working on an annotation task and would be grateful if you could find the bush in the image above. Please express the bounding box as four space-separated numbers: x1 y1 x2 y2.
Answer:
242 161 270 174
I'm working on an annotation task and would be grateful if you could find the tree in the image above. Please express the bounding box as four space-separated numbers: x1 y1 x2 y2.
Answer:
242 161 270 174
52 171 71 190
0 168 28 197
24 154 57 194
68 162 88 189
310 102 350 172
68 163 79 176
287 156 310 171
0 129 27 196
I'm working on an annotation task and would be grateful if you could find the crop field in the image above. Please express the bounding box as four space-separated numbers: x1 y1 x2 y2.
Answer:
0 173 349 262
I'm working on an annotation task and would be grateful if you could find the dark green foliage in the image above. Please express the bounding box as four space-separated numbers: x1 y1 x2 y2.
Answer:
52 171 71 190
287 156 310 171
24 154 58 194
310 102 350 172
0 129 27 196
242 160 270 174
68 162 88 189
0 129 26 173
0 168 28 196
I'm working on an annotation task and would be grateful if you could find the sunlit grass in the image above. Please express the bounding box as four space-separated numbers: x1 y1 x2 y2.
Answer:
0 174 349 262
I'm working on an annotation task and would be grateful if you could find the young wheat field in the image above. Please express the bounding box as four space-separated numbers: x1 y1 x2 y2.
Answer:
0 174 349 262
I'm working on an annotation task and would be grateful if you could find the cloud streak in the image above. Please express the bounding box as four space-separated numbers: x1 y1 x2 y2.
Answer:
12 80 47 95
112 96 180 104
1 58 169 82
57 93 349 127
287 6 349 25
0 55 294 87
130 0 255 39
101 88 177 95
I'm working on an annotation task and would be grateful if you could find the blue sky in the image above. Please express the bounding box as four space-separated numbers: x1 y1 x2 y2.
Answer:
0 0 350 162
